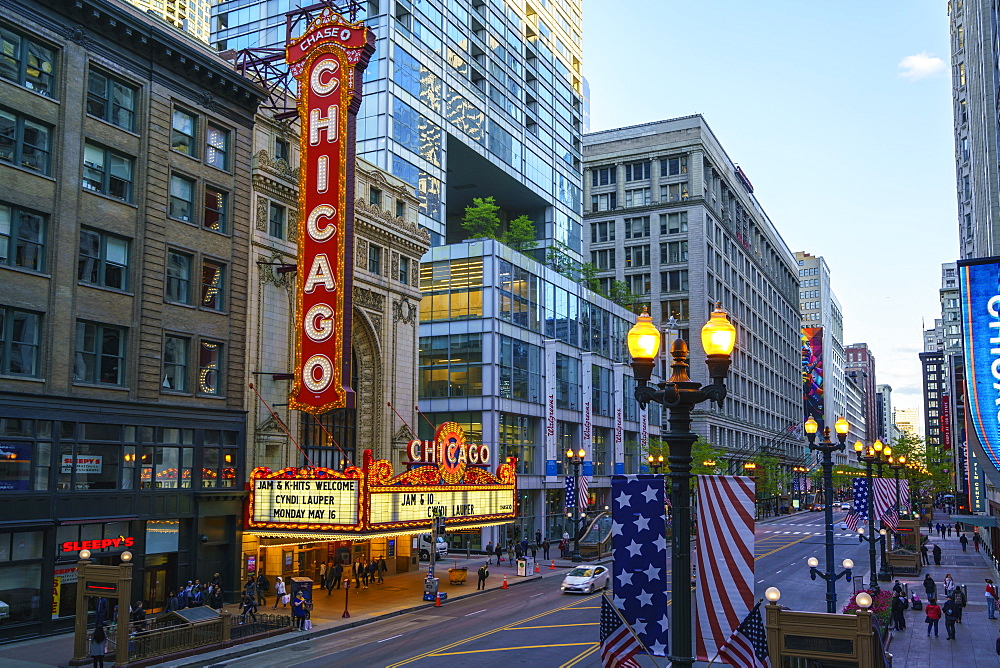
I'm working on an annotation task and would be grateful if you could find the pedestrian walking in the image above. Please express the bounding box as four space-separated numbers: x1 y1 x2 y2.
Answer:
477 563 489 590
273 576 288 609
542 539 550 560
943 596 960 639
975 533 983 552
291 592 307 630
559 538 568 558
353 560 363 588
319 561 328 587
530 543 537 561
535 529 542 546
925 598 942 637
507 541 515 564
920 542 930 565
494 542 503 564
378 556 387 584
209 584 223 611
89 623 107 668
366 559 377 587
331 562 343 593
947 526 952 538
891 592 907 631
987 579 998 619
935 523 942 536
960 534 969 552
933 544 943 565
485 541 493 565
944 574 956 598
256 572 269 606
956 521 962 533
240 591 258 624
954 583 966 623
924 574 937 600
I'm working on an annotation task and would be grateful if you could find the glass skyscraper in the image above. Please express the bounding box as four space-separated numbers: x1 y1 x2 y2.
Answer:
211 0 585 258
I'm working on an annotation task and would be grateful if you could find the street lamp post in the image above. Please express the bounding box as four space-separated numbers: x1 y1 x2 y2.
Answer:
647 454 664 473
887 455 907 551
854 442 884 593
628 304 735 668
793 466 809 512
566 447 586 562
804 415 849 613
874 442 892 580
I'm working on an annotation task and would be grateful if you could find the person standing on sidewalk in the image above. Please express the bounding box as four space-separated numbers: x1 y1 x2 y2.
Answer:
921 542 930 565
925 598 942 637
378 556 387 584
975 533 983 552
953 584 966 623
89 623 108 668
960 534 969 552
543 539 551 560
494 542 503 565
986 579 998 619
485 541 493 565
477 563 489 590
891 592 907 631
943 596 960 639
933 544 943 565
273 576 287 609
924 574 937 601
947 525 952 538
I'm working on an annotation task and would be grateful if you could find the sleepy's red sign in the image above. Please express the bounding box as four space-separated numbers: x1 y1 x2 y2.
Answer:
61 536 135 553
286 12 374 414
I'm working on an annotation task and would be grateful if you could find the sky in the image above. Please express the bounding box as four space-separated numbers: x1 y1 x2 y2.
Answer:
581 0 957 417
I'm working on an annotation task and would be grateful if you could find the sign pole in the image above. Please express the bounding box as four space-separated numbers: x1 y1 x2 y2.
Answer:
342 579 350 618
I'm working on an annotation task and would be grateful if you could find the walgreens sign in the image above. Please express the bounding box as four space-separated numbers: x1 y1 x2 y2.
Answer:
287 13 374 414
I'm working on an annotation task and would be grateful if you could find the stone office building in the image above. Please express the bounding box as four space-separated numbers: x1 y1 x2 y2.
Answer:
0 0 264 640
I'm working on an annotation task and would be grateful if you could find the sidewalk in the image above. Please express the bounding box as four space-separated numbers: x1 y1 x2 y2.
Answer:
874 510 1000 666
0 553 590 668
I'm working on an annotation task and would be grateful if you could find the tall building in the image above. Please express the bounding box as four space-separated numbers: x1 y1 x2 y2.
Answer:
582 116 803 469
795 252 856 461
0 0 265 639
844 343 877 442
894 408 920 438
875 383 898 443
122 0 212 42
919 351 944 449
212 0 587 258
949 0 1000 258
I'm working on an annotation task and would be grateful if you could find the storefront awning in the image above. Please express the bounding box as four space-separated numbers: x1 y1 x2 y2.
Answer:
951 514 998 528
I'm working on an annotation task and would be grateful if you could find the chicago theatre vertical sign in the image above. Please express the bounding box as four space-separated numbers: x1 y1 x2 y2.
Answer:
287 13 374 413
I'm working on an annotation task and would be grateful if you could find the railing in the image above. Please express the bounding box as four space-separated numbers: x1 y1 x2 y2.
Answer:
579 512 613 559
124 611 292 662
229 612 293 641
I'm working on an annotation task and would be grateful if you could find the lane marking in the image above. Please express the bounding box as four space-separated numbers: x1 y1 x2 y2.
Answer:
560 642 601 668
529 593 545 597
507 623 599 630
385 592 601 667
379 634 404 643
465 609 488 616
428 642 595 657
755 535 811 560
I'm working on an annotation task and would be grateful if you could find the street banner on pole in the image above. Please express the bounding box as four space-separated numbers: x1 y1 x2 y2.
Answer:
611 474 669 657
695 475 755 661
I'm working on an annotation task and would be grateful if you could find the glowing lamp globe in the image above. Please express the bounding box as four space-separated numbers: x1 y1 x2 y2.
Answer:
804 416 818 435
854 441 864 453
701 304 736 356
765 587 781 602
807 557 819 568
834 416 849 436
627 308 660 361
855 592 873 609
842 558 854 570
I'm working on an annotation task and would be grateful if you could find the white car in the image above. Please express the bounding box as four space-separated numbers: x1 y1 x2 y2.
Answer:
561 565 611 594
841 503 852 512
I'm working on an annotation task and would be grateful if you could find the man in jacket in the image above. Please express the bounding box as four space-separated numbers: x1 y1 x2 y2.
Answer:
960 534 969 552
920 542 930 565
485 541 493 565
987 579 997 619
953 583 966 622
943 596 960 639
377 556 387 584
933 543 943 565
477 563 489 590
890 592 907 631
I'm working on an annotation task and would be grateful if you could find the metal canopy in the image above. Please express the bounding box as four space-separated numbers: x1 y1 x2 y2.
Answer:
950 514 998 528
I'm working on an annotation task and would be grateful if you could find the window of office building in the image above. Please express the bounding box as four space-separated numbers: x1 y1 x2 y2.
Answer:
87 69 136 131
0 203 44 272
165 251 192 304
591 192 616 212
660 240 688 264
0 109 50 174
624 188 651 208
590 220 615 243
73 321 125 386
204 188 227 233
590 249 614 270
0 27 56 96
168 174 195 222
624 161 650 181
206 125 229 170
268 202 285 239
661 270 688 292
201 261 225 311
661 298 690 321
627 273 651 295
162 336 188 392
555 353 580 410
399 256 410 284
419 258 484 322
498 334 542 402
419 333 483 398
368 244 382 275
661 182 689 202
198 341 222 395
82 143 133 201
171 108 196 156
592 365 612 417
591 166 616 187
660 211 688 234
661 156 688 176
499 413 535 475
624 245 650 268
0 306 39 377
498 260 540 331
624 216 650 239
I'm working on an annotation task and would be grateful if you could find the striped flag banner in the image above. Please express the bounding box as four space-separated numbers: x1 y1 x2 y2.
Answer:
695 475 756 662
900 480 910 516
844 478 867 532
873 478 898 531
579 475 590 511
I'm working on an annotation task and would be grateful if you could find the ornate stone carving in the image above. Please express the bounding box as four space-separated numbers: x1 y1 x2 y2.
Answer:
258 251 295 289
410 263 419 287
255 196 268 232
390 252 399 283
198 91 218 112
393 297 417 325
370 314 382 332
257 414 284 434
66 25 90 46
353 286 385 311
287 210 298 243
355 238 369 271
253 149 300 182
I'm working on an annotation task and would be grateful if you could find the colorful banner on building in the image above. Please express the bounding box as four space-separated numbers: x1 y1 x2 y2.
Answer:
801 327 824 429
287 12 374 414
941 394 952 451
958 258 1000 471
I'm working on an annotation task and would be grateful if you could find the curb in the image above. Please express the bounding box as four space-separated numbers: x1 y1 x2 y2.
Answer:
168 574 544 667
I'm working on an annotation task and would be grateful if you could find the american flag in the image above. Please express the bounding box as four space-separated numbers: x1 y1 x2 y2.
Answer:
600 594 642 668
578 475 590 511
611 474 669 657
899 480 910 517
695 475 756 661
565 475 576 511
844 478 868 532
717 601 770 668
873 478 898 531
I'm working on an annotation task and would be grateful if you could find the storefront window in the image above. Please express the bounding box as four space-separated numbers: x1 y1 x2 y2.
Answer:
146 520 179 554
0 419 52 491
140 446 193 489
0 563 41 625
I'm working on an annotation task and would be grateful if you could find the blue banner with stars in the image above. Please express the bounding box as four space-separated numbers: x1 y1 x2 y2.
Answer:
611 474 669 657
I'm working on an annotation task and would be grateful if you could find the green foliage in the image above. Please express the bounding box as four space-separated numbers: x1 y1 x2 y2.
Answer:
501 214 537 252
546 243 576 277
644 436 725 476
608 280 642 309
754 453 789 499
461 196 500 239
579 262 602 294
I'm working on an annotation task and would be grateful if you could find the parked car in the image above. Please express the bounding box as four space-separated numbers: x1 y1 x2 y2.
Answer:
561 565 610 594
841 503 851 512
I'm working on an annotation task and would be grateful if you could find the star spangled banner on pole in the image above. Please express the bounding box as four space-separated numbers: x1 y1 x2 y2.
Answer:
873 478 898 531
716 600 770 668
844 478 868 532
600 594 644 668
695 475 755 662
611 474 669 657
900 480 910 516
565 475 576 511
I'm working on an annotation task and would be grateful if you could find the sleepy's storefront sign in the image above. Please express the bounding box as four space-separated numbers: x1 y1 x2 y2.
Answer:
60 536 135 553
248 423 515 537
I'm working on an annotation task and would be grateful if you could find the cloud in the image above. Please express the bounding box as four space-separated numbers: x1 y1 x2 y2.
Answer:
898 52 946 80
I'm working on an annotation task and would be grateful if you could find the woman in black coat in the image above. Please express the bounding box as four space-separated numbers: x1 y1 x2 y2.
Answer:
924 574 937 600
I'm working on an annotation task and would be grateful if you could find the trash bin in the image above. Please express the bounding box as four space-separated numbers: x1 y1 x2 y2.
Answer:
449 567 468 585
290 577 314 603
516 558 527 576
423 576 439 601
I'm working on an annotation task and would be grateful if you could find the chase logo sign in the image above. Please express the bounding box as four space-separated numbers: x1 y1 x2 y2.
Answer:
958 257 1000 471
